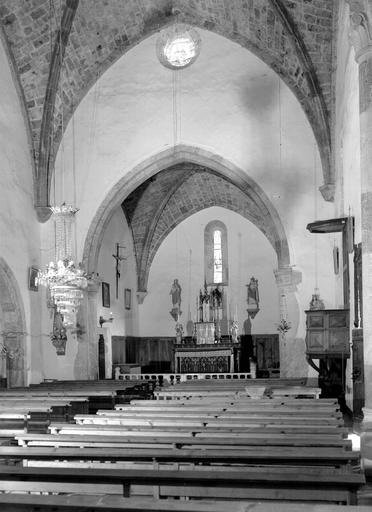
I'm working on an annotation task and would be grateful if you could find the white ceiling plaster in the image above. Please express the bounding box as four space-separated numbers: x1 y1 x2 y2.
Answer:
54 28 333 264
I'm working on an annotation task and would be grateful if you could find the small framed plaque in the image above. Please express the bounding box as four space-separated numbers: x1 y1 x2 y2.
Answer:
124 288 131 310
102 282 110 308
28 267 39 292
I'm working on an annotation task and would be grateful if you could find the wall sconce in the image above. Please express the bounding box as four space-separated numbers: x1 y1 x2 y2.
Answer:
99 313 113 327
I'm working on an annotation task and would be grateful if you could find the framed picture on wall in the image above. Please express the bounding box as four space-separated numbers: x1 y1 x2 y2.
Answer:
28 267 39 292
124 288 131 310
102 282 110 308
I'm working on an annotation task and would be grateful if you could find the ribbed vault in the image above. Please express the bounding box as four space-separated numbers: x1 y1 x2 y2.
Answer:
0 0 335 219
122 162 289 293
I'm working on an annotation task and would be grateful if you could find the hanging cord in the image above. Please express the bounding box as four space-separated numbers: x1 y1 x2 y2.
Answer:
72 108 77 209
59 0 65 205
187 248 192 320
237 232 242 314
278 78 282 174
172 68 181 147
49 0 57 206
72 107 79 262
313 141 319 291
175 226 178 276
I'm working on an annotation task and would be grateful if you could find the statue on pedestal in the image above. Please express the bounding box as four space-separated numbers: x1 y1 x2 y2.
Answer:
309 289 325 310
170 279 182 321
175 322 184 343
246 277 259 319
230 320 239 343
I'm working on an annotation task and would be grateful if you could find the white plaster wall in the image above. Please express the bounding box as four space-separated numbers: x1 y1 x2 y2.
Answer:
56 30 334 289
49 28 342 378
97 208 139 337
0 38 42 384
140 207 279 337
334 0 361 255
333 1 362 407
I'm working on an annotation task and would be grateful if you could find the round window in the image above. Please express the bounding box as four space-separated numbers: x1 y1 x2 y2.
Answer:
157 24 201 70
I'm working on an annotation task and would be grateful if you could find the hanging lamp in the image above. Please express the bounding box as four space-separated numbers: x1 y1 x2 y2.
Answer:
37 3 88 329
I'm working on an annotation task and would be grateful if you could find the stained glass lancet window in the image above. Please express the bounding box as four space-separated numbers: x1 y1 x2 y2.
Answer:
204 221 228 286
213 230 223 284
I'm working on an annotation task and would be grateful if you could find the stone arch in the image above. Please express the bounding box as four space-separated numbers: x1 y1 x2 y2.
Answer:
5 1 332 218
82 145 291 289
0 257 26 387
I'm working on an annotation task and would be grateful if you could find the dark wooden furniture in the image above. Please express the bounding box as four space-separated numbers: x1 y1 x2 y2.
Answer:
305 309 350 358
0 495 368 512
305 309 350 401
0 383 365 508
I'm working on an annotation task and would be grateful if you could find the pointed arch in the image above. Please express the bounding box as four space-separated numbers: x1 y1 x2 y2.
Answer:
82 145 292 296
0 257 27 387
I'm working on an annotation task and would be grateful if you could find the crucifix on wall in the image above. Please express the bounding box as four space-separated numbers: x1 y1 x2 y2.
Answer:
112 243 126 299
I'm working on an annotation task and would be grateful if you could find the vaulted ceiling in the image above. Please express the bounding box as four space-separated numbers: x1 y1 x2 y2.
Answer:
0 0 336 222
122 162 290 292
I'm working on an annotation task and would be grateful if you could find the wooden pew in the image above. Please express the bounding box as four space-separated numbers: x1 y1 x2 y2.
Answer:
71 418 346 434
271 386 321 398
0 380 153 413
75 398 346 432
1 381 363 507
97 404 344 418
75 410 344 423
0 495 369 512
0 444 360 468
128 397 339 407
0 465 364 504
153 387 320 400
0 397 89 434
16 430 352 449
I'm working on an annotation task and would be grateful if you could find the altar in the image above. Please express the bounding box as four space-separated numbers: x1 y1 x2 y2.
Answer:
173 284 241 373
174 342 241 373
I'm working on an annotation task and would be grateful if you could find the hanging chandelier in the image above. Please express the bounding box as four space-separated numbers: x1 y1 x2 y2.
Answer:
37 204 88 328
36 5 90 332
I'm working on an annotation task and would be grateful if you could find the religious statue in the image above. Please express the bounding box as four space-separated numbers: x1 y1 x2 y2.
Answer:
175 322 184 343
246 276 260 319
309 289 325 310
211 285 223 308
51 308 68 356
247 277 259 305
170 279 182 321
230 319 239 343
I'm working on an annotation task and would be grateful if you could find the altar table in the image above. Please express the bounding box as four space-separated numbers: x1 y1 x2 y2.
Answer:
174 343 241 374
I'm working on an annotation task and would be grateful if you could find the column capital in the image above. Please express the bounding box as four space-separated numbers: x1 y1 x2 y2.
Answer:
87 274 101 295
274 266 302 292
349 10 372 63
319 183 335 202
137 290 148 304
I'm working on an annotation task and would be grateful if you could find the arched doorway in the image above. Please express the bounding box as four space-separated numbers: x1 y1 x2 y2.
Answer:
0 258 26 387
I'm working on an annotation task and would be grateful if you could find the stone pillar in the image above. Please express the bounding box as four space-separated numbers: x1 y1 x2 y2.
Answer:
74 276 100 379
274 266 304 378
350 7 372 467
